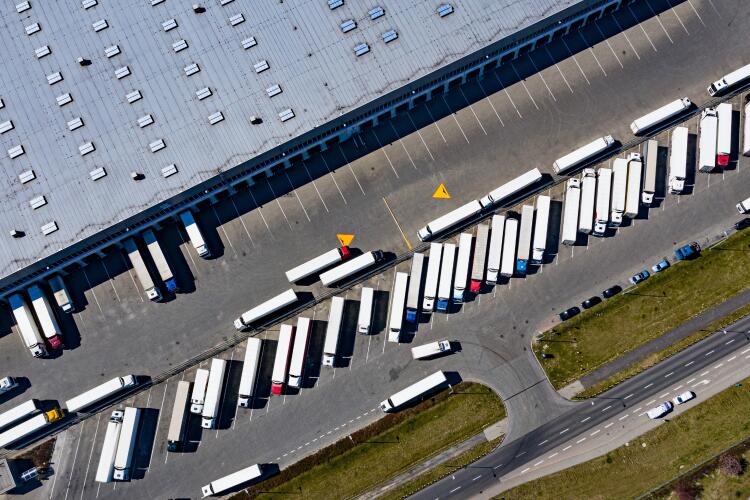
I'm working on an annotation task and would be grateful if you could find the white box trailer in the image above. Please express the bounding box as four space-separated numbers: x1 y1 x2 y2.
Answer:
436 243 456 312
234 289 298 330
285 246 351 283
142 229 177 293
417 200 482 241
469 223 489 292
708 62 750 96
578 168 597 234
112 407 141 481
405 253 425 322
629 97 691 135
698 107 718 173
411 340 452 360
500 218 518 277
48 275 74 313
320 250 384 286
553 135 615 174
479 168 543 208
271 324 295 395
737 196 750 213
516 205 534 274
379 371 448 412
357 287 375 334
669 126 689 194
201 463 263 497
322 297 344 366
27 285 63 350
190 368 210 414
288 317 312 387
167 381 190 451
179 211 211 258
610 159 628 226
744 101 750 157
625 153 642 218
422 244 443 312
641 140 658 205
66 375 137 413
561 178 581 245
0 400 39 431
531 196 550 264
593 167 612 236
452 233 473 303
717 102 732 167
201 358 227 429
95 410 124 483
0 408 63 449
388 272 409 342
237 339 262 407
486 215 505 284
8 293 46 358
123 238 161 301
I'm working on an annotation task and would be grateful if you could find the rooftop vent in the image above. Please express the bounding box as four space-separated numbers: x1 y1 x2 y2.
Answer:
104 45 121 58
172 39 188 52
279 108 295 122
30 196 47 210
328 0 343 10
8 145 25 159
25 23 41 36
79 141 95 156
16 1 31 13
196 87 212 100
90 167 107 181
162 18 177 31
56 93 73 106
67 117 84 131
115 66 131 79
82 0 98 9
229 13 245 26
10 230 24 238
353 43 370 57
369 6 385 20
266 84 282 97
19 170 35 184
92 19 108 32
0 121 14 135
437 4 454 17
241 37 257 49
254 60 269 73
126 90 142 103
35 46 51 59
184 63 200 76
151 0 165 5
149 139 166 153
162 164 178 177
137 114 154 128
208 111 225 125
220 0 234 5
382 29 398 43
192 4 205 13
340 19 356 33
77 57 92 66
47 72 63 85
41 221 59 236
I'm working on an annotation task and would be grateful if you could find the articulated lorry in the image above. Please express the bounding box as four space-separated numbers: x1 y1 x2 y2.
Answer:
561 178 581 245
578 168 597 234
531 196 550 264
48 275 74 313
95 410 124 483
610 158 628 227
625 153 642 219
405 253 425 322
8 293 46 358
641 140 658 206
436 244 456 312
515 205 534 274
285 246 351 283
469 224 489 292
0 407 64 449
486 215 505 284
669 126 689 194
379 371 448 412
27 285 63 349
123 238 161 301
179 211 211 258
142 229 178 293
593 167 612 236
698 107 718 173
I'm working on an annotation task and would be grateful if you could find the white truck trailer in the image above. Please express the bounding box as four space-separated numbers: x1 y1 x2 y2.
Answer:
561 178 581 245
27 285 63 349
234 289 299 331
669 126 689 194
578 168 597 234
320 250 385 286
531 196 550 265
357 287 374 334
48 275 74 313
436 243 456 312
237 339 262 407
486 215 505 284
698 107 718 173
469 223 489 292
717 102 732 167
287 317 312 388
201 358 228 429
112 407 141 481
411 340 452 360
142 229 178 293
553 135 615 174
641 140 658 206
593 167 612 236
95 410 124 483
379 371 448 412
190 368 210 414
629 97 691 135
285 246 351 283
8 293 46 358
388 273 409 342
322 297 344 366
479 168 543 208
421 243 443 313
66 375 137 413
123 238 161 301
179 211 211 258
500 218 518 277
0 400 40 431
167 381 190 452
515 205 534 274
744 101 750 157
201 464 263 497
405 253 425 323
707 62 750 96
271 324 295 395
452 233 473 303
625 153 643 219
0 408 63 449
417 200 482 241
610 158 628 226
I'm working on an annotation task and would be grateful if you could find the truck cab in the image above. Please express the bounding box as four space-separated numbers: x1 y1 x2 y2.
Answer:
674 242 700 260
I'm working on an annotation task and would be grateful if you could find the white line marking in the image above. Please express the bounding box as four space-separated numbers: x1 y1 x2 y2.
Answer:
559 428 569 435
562 445 572 451
633 407 642 413
604 423 614 429
659 393 670 398
624 394 633 400
534 460 544 467
684 361 694 367
576 438 586 444
520 468 530 474
644 383 653 389
619 414 629 421
63 425 85 500
538 439 548 446
664 372 674 378
726 339 736 345
581 416 591 423
701 371 710 376
590 430 600 436
79 415 102 500
647 399 656 405
601 405 612 412
548 452 558 459
705 350 715 356
686 378 696 384
741 348 750 355
472 475 482 481
449 486 462 493
728 356 737 362
673 385 683 391
714 363 724 369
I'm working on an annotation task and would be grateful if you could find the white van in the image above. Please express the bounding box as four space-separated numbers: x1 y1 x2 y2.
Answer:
357 287 374 334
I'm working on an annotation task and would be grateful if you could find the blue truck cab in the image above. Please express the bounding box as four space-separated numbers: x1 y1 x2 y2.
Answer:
516 260 528 275
674 242 701 260
436 298 450 313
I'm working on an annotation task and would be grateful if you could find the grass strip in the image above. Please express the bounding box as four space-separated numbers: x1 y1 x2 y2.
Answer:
534 229 750 390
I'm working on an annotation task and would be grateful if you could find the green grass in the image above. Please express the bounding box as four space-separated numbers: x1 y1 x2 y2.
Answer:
233 382 505 500
534 229 750 390
498 377 750 500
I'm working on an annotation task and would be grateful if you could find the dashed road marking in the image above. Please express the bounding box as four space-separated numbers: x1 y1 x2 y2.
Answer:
548 452 558 459
562 445 572 451
559 428 569 435
576 437 586 444
659 392 670 398
726 339 736 345
619 414 629 421
538 439 548 446
590 429 600 436
705 350 715 357
701 370 710 376
601 405 612 412
684 361 694 367
673 385 683 391
714 363 724 369
624 393 633 400
686 378 696 384
534 460 544 467
647 399 656 405
521 468 530 474
472 475 482 481
604 423 613 429
664 371 673 378
449 486 462 493
728 355 737 362
644 383 653 389
581 416 591 423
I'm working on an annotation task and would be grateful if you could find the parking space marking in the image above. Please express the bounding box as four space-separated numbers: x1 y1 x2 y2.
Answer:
50 430 69 499
422 105 448 143
320 155 350 202
406 114 436 160
659 392 670 398
390 124 419 169
632 12 660 51
503 88 523 119
81 269 103 314
610 17 641 60
714 363 724 369
509 63 540 110
670 7 690 34
685 0 706 26
148 383 169 468
548 452 558 459
526 57 557 101
382 197 413 251
559 428 569 435
726 339 735 345
705 350 714 357
64 424 85 500
684 361 694 367
300 161 330 213
284 173 312 221
578 32 607 77
100 260 122 303
728 355 737 362
229 196 257 244
477 80 506 126
645 5 674 43
543 47 574 93
598 28 624 68
538 439 548 446
339 151 367 196
370 131 400 179
561 39 591 85
265 181 294 231
79 414 102 500
448 110 471 144
458 88 488 134
211 206 238 257
247 189 274 236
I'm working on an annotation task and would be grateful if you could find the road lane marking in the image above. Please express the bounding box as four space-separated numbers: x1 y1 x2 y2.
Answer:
538 439 548 446
634 407 642 412
581 417 591 423
559 428 569 435
644 383 653 389
659 392 670 398
647 399 656 405
664 372 674 378
728 355 737 362
590 430 600 436
382 197 413 250
605 422 614 429
601 405 612 412
624 394 634 400
726 339 736 345
516 451 526 457
742 348 750 355
705 350 715 356
714 363 724 369
548 452 558 459
673 385 683 391
534 460 544 467
684 361 694 367
494 464 504 469
576 438 586 444
686 378 696 384
619 414 629 421
449 486 462 493
521 468 530 474
472 475 482 481
700 371 710 376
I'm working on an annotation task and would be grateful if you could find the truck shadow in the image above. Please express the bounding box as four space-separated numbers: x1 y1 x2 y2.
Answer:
336 299 360 368
371 290 390 337
300 319 326 389
182 411 203 453
244 336 278 411
216 359 243 430
131 407 158 480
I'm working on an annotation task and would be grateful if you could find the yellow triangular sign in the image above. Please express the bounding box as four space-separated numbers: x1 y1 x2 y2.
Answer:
337 234 355 247
432 183 451 199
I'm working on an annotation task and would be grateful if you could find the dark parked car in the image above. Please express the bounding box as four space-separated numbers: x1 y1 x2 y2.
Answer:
602 285 622 299
582 296 602 309
735 218 750 230
559 307 580 321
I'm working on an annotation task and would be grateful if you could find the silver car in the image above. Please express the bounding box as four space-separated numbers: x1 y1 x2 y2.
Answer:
672 391 695 405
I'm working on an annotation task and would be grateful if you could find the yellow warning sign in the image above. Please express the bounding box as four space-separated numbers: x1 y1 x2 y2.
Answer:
337 234 355 247
432 183 451 199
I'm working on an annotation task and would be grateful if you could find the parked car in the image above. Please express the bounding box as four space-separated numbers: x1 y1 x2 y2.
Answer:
672 391 695 405
602 285 622 299
582 296 601 309
0 376 18 394
651 258 670 273
559 307 580 321
735 218 750 230
646 401 673 419
630 270 650 285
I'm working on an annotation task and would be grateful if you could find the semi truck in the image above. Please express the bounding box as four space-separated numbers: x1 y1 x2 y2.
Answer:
179 211 211 258
0 400 40 431
629 97 691 135
271 324 295 395
500 218 518 277
531 196 550 264
95 410 124 483
578 168 597 234
357 287 374 334
421 243 443 313
319 250 385 286
234 289 298 331
436 243 456 312
201 464 263 498
486 215 505 284
66 375 137 413
593 167 612 236
479 168 543 208
8 293 46 358
201 358 227 429
561 178 581 245
674 242 700 260
698 107 718 173
707 62 750 96
27 285 63 349
48 275 74 313
469 223 489 292
123 237 161 301
379 371 448 412
669 126 689 194
716 102 732 167
388 273 409 342
625 153 642 219
744 101 750 157
112 407 141 480
553 135 615 174
322 297 344 366
452 233 473 303
405 253 424 322
166 381 190 451
237 339 262 407
142 229 178 293
610 158 628 227
285 246 351 283
641 140 658 205
0 407 64 449
287 317 312 388
190 368 210 414
417 200 482 241
411 340 452 360
516 205 534 274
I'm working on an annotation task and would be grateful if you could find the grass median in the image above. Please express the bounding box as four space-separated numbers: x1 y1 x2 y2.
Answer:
534 229 750 391
232 382 504 500
498 376 750 499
